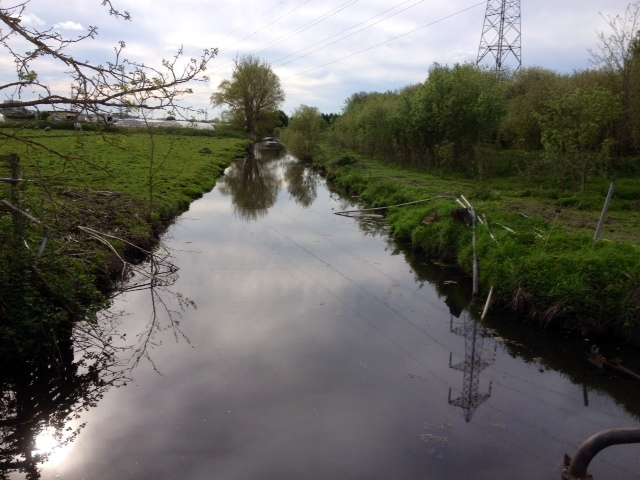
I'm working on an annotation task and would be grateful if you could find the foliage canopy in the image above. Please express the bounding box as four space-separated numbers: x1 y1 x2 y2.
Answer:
211 54 285 139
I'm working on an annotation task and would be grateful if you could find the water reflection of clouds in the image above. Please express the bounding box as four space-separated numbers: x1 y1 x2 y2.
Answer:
22 155 640 480
42 181 458 478
54 296 454 479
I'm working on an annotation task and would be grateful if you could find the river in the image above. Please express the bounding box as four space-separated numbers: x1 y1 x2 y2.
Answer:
4 146 640 479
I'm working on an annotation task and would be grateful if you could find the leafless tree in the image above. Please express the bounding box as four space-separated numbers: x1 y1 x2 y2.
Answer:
589 2 640 152
589 1 640 73
0 0 216 123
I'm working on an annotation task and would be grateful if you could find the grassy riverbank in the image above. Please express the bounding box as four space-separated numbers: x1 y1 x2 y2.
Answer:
313 147 640 344
0 127 250 355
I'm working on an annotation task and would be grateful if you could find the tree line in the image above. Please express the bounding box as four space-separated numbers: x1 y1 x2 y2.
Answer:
281 2 640 192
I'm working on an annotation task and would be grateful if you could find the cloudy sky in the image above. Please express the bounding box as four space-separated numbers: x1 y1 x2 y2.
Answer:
1 0 634 119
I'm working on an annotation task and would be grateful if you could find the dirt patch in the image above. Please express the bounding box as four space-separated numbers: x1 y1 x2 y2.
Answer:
506 200 639 244
391 176 425 186
43 188 157 283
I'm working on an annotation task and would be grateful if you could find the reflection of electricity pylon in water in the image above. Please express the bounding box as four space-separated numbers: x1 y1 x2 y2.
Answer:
448 312 495 422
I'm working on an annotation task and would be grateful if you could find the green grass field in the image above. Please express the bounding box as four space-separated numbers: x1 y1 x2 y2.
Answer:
0 127 251 356
0 129 249 224
1 128 250 249
314 147 640 343
2 126 640 347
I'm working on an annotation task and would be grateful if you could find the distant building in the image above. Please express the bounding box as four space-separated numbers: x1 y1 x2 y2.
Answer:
48 111 89 122
112 118 215 130
0 107 36 120
86 114 115 123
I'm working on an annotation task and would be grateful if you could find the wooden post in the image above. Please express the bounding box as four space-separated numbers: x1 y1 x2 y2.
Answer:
8 153 21 201
470 205 480 297
481 286 494 320
9 154 25 248
594 181 615 243
1 154 50 257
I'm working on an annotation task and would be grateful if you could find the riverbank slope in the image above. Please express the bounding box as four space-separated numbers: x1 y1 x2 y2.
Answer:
312 147 640 345
0 128 251 356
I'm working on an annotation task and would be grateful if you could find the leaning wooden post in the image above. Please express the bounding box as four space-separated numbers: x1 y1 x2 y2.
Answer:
481 286 494 320
9 154 21 195
594 181 615 243
8 154 26 247
470 205 480 297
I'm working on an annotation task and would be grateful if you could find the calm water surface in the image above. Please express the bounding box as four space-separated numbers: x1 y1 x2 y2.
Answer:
7 147 640 479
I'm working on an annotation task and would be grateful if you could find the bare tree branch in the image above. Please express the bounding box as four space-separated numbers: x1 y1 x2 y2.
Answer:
589 1 640 72
0 0 217 118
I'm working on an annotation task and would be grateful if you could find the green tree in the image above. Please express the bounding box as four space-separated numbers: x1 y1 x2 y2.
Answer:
277 110 289 128
321 113 339 124
500 67 568 151
589 1 640 153
328 91 402 164
211 55 285 139
410 63 506 174
538 87 622 191
280 105 326 160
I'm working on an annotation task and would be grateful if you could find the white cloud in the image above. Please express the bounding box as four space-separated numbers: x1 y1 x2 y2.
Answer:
1 0 634 116
20 13 45 26
53 21 84 31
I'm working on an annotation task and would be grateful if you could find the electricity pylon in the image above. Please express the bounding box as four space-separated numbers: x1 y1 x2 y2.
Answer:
448 312 495 422
476 0 521 77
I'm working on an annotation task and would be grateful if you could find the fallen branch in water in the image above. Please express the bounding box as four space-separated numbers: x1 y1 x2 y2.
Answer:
588 346 640 382
78 225 178 292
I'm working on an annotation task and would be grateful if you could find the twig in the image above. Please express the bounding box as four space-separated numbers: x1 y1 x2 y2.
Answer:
334 195 456 216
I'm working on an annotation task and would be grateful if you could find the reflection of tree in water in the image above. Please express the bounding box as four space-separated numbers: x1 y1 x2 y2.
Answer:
0 321 125 480
0 245 192 479
341 209 389 238
283 160 318 208
217 146 285 222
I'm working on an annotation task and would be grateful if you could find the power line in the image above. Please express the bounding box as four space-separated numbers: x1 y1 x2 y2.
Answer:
253 0 359 56
210 0 320 76
220 0 289 40
218 0 313 55
211 0 423 75
273 0 425 68
283 2 485 80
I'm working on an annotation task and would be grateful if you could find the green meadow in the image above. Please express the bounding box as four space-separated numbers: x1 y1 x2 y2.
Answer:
0 128 249 227
0 126 250 356
313 148 640 344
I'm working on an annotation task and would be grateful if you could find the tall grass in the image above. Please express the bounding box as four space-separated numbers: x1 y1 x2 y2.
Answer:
315 146 640 343
0 128 251 356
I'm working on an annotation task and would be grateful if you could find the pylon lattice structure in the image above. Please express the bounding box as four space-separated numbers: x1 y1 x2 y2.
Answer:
448 313 495 422
476 0 521 76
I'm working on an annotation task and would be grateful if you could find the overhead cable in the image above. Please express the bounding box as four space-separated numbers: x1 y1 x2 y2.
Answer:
283 2 485 79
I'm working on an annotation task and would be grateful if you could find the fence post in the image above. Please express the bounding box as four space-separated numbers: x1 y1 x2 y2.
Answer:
594 182 615 243
8 154 25 246
470 205 480 297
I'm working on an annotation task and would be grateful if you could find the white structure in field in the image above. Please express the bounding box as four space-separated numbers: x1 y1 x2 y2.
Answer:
112 118 214 130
